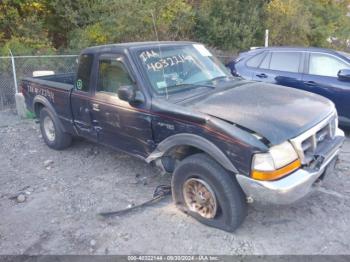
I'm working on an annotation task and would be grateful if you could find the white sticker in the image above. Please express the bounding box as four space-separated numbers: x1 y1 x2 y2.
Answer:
156 81 167 89
193 44 212 57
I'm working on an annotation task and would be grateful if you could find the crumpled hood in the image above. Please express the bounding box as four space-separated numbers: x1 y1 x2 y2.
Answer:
190 81 334 145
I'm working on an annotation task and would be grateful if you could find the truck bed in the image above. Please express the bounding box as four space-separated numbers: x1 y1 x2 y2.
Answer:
21 73 75 134
22 73 75 90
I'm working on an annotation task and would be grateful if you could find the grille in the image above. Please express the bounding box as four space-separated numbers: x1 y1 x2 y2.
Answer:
290 113 337 165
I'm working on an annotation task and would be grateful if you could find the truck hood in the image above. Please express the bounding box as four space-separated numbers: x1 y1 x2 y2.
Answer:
189 82 334 145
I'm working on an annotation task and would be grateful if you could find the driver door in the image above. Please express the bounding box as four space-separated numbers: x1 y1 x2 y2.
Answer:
90 54 153 157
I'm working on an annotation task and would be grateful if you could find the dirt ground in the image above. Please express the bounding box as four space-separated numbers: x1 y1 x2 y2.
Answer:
0 109 349 255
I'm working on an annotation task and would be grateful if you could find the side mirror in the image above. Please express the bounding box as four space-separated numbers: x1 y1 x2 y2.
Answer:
338 69 350 81
118 85 144 103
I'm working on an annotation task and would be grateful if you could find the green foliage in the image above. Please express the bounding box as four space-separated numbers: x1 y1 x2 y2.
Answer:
265 0 311 46
307 0 350 50
0 0 349 54
195 0 266 52
67 0 195 50
0 37 55 56
265 0 350 49
0 0 55 55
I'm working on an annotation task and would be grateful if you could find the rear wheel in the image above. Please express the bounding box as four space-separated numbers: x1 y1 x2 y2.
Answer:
172 153 247 232
40 107 72 150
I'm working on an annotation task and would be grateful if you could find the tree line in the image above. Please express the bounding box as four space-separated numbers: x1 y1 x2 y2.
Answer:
0 0 349 56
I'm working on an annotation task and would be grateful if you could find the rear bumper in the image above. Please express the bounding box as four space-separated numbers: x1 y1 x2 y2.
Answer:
236 131 345 205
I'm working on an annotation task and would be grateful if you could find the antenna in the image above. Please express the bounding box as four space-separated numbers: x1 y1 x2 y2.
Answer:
151 11 168 99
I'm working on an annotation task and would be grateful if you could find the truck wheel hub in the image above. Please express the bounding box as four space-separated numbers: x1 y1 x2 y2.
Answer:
43 116 55 142
183 178 217 219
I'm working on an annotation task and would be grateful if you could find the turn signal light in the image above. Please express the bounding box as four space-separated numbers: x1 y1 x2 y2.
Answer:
251 159 301 181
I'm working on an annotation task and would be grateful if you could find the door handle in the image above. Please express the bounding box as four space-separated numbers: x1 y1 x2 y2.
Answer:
256 73 267 78
91 119 102 134
92 103 100 111
304 81 317 87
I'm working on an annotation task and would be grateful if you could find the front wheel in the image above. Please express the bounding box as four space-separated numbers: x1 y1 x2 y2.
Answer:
40 107 72 150
172 153 247 232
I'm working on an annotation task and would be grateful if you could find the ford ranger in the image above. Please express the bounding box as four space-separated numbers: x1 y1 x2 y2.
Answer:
21 41 345 231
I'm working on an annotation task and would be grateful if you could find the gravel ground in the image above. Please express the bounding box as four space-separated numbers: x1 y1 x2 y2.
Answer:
0 109 349 255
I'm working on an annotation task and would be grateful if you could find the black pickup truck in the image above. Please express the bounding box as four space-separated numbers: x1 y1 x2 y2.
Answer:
22 41 345 231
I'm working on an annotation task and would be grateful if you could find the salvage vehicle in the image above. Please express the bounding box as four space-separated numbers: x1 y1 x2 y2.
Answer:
21 41 345 231
226 47 350 127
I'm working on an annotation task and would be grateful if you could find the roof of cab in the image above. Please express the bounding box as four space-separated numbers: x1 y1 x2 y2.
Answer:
81 41 197 54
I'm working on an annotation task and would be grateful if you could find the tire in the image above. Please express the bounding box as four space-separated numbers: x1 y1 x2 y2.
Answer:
172 153 247 232
39 107 72 150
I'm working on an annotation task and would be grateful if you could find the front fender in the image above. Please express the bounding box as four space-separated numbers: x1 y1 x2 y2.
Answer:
146 133 239 173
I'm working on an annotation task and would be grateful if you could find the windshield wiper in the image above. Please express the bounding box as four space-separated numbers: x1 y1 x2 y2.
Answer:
167 82 215 91
206 75 231 82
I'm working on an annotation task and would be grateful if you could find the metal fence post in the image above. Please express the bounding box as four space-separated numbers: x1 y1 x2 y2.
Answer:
9 49 18 93
265 29 269 48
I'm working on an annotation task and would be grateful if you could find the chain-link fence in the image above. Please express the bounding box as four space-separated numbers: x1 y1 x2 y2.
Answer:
0 55 78 110
0 57 15 109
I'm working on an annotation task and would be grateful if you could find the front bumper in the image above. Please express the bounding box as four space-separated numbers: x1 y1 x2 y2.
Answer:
236 131 345 205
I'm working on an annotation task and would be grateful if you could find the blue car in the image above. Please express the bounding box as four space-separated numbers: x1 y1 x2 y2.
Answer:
227 47 350 127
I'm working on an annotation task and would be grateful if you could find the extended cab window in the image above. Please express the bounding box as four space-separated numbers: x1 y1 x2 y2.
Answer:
97 58 133 94
76 54 93 91
268 52 301 73
309 53 350 77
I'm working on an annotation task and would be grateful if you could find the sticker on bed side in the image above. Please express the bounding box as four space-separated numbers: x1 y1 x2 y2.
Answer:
76 79 83 90
193 44 212 56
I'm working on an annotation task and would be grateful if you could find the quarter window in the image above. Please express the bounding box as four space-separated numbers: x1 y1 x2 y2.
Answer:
309 53 350 77
98 58 133 93
269 52 301 73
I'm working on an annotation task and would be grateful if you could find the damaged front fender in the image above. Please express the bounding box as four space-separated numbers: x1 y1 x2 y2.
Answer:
146 133 239 173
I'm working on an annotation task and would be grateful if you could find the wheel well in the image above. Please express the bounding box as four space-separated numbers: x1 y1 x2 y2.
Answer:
34 102 44 118
160 145 204 173
166 145 203 160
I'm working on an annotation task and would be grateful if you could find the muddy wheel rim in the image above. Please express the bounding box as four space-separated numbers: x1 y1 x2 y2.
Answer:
43 116 55 142
183 178 217 219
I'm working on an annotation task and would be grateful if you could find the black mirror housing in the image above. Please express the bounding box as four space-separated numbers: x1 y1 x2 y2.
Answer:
118 85 144 103
118 85 136 102
338 69 350 81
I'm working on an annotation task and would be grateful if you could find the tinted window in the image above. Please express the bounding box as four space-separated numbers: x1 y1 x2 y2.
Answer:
98 58 133 93
246 52 265 68
309 53 350 77
269 52 301 73
76 54 93 91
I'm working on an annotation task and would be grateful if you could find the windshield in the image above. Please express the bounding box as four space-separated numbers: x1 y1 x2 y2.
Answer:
136 44 232 95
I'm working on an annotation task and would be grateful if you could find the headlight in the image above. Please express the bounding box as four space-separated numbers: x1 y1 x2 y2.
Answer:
251 141 301 181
